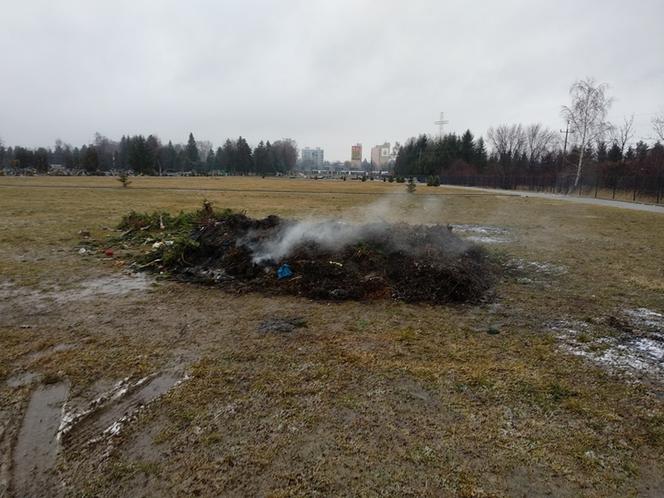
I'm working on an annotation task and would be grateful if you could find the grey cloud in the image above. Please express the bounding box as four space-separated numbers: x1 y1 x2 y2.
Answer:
1 0 662 159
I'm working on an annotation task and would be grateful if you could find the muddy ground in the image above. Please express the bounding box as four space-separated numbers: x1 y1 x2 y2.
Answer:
1 177 663 497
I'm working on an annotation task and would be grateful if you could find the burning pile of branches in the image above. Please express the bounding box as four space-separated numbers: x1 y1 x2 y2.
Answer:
114 203 497 304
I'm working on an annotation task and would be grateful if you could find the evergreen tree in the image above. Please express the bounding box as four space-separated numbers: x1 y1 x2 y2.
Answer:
128 135 154 175
460 130 475 163
596 141 608 163
81 145 99 173
264 141 274 173
235 136 253 173
475 137 488 170
635 141 649 162
221 139 235 173
164 141 177 172
253 141 269 175
214 146 225 171
206 149 215 172
118 136 130 169
35 148 50 173
607 143 622 162
186 132 199 170
146 135 161 174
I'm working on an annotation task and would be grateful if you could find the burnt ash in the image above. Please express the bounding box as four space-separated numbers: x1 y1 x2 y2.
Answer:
134 212 496 304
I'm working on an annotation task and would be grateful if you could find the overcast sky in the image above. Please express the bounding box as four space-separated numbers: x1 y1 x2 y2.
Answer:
1 0 663 161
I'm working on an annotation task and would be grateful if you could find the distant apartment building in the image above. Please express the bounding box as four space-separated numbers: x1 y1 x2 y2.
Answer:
301 147 324 169
370 142 391 170
350 143 362 168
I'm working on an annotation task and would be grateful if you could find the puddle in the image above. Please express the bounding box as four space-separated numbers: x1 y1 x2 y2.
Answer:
51 273 153 303
63 371 187 452
450 224 511 244
12 382 69 498
0 273 153 312
6 371 40 388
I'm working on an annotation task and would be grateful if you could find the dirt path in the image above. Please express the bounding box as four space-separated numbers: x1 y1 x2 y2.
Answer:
444 185 664 213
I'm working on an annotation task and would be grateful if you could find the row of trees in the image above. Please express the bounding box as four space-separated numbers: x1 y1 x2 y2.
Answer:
394 78 663 197
394 130 488 177
0 133 298 175
394 125 663 181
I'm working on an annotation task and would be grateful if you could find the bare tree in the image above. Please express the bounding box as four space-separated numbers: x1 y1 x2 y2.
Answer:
196 140 214 162
610 114 635 159
653 112 664 142
561 78 612 188
525 123 558 166
487 124 526 165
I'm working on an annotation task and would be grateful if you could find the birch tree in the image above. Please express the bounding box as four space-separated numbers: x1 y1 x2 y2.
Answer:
653 112 664 141
561 78 612 187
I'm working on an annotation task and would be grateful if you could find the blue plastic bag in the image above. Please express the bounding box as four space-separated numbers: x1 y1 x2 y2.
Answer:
277 263 293 280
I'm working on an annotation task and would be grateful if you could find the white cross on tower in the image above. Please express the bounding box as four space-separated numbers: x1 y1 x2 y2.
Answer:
434 112 449 137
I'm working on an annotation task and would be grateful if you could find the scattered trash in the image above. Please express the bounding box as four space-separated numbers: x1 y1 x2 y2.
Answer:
258 316 307 334
151 240 174 250
78 248 87 255
104 249 114 257
277 263 294 280
329 261 343 267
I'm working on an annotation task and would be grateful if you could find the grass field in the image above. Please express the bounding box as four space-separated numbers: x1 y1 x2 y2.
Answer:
1 176 663 497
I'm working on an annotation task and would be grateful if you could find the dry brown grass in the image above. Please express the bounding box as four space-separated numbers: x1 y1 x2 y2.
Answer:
1 176 663 496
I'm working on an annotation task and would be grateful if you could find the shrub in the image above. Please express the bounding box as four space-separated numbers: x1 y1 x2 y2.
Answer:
406 178 416 194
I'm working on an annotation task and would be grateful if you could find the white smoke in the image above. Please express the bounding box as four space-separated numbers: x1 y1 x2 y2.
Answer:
243 194 460 264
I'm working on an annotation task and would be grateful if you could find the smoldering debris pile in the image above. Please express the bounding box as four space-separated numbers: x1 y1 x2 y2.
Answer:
115 204 497 304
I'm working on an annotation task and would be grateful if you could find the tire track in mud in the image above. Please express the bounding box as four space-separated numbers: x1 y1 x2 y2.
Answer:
12 381 69 498
9 367 189 497
61 371 186 452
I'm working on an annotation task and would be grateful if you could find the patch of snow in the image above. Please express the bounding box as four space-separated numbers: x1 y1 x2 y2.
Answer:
57 376 137 441
547 317 664 380
450 224 511 244
624 308 664 333
87 371 190 447
507 258 567 276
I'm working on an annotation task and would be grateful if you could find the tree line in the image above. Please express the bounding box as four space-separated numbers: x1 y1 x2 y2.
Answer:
394 78 664 200
0 133 298 175
394 125 663 196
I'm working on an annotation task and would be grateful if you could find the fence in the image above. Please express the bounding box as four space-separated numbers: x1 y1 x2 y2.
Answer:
439 173 664 205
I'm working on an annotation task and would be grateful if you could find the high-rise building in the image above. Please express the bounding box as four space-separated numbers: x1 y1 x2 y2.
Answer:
370 142 391 170
350 143 362 167
301 147 324 168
